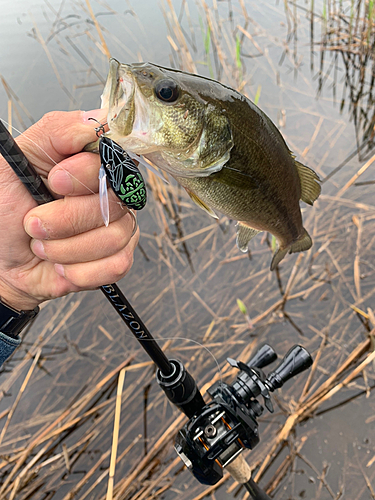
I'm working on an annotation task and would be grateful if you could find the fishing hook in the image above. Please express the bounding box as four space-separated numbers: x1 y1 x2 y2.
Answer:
88 117 108 137
128 209 138 237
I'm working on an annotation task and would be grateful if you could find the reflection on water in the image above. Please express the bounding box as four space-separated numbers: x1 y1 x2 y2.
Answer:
313 0 375 162
0 1 374 500
283 0 375 164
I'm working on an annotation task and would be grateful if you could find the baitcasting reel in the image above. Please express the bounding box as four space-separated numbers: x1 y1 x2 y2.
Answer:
173 344 312 485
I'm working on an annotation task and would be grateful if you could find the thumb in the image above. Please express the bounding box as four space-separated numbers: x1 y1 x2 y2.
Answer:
16 109 107 176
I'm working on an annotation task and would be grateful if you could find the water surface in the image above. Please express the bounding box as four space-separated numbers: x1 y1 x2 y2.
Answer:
0 1 374 499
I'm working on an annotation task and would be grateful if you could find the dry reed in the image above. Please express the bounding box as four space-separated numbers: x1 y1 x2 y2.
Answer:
0 1 374 499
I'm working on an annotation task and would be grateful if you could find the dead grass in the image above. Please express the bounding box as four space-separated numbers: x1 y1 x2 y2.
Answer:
310 0 375 160
0 1 375 499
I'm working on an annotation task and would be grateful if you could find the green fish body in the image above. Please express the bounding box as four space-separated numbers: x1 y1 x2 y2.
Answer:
99 59 321 270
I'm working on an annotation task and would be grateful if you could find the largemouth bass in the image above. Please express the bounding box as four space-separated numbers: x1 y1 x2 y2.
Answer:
98 58 321 270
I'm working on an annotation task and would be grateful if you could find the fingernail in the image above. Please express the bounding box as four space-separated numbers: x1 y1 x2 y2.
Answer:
82 109 108 124
31 240 47 260
49 169 73 195
24 217 48 239
55 264 65 277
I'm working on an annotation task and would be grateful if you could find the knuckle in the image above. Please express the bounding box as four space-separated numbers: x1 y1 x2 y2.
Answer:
36 111 65 139
41 110 63 125
58 266 85 290
111 224 130 252
37 111 79 154
52 278 78 298
110 251 133 281
57 197 93 237
60 211 79 236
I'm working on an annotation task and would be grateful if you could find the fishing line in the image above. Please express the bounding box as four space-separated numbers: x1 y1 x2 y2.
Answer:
1 119 138 230
87 116 167 184
1 119 167 228
0 118 173 374
96 303 223 382
0 118 223 380
0 119 139 224
0 119 98 196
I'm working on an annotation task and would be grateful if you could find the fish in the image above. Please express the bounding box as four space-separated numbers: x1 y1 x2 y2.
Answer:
96 58 321 270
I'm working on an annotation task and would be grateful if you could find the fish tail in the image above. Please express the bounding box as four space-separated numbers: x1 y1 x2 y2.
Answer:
270 248 289 270
270 228 312 270
289 228 313 254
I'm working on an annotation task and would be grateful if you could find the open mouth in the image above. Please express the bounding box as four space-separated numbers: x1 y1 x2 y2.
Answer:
101 58 120 110
101 59 135 133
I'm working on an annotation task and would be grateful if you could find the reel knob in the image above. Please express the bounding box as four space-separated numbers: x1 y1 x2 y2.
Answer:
247 344 277 369
266 345 313 390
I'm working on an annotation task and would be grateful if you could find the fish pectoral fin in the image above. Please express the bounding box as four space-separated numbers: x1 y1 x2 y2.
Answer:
186 189 219 219
216 166 259 190
295 160 321 205
270 228 312 270
236 222 261 252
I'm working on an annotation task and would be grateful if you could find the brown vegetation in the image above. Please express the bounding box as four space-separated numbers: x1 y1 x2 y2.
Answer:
0 1 374 499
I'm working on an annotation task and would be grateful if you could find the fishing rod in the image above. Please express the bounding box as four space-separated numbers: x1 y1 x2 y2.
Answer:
0 119 172 376
0 119 313 499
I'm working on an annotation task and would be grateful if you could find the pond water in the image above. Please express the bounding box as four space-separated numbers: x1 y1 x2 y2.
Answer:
0 1 374 499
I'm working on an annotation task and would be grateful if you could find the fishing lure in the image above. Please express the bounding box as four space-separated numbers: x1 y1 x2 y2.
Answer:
99 136 147 213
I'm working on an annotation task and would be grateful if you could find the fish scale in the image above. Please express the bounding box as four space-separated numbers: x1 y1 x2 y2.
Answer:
91 58 321 270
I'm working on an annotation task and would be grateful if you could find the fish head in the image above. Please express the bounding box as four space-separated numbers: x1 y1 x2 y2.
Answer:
101 59 233 177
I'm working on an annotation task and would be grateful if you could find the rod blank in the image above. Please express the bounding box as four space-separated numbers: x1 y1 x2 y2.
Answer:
0 120 173 375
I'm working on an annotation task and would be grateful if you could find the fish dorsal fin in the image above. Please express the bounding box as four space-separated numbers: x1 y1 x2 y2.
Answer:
185 189 219 219
235 222 261 252
295 160 321 206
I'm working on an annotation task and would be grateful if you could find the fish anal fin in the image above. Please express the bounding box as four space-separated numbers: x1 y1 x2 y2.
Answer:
186 189 219 219
236 222 261 252
295 160 321 205
270 228 312 270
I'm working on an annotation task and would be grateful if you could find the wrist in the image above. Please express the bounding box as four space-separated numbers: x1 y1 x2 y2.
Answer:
0 280 42 312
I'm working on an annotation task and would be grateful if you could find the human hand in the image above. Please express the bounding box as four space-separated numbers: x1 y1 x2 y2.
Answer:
0 110 139 311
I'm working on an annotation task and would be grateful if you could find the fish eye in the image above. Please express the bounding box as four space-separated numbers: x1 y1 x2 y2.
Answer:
155 79 179 103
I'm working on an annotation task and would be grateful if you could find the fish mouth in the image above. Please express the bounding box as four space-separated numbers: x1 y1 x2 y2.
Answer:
101 58 135 136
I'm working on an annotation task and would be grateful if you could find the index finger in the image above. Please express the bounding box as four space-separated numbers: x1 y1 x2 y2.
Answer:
16 109 108 177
